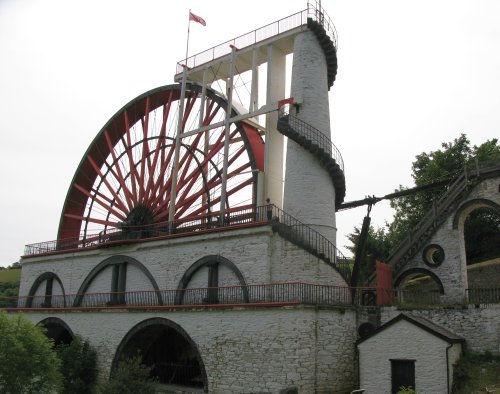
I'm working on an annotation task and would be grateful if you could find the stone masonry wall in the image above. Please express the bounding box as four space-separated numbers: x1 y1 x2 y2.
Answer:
380 305 500 354
21 306 358 394
396 177 500 303
284 30 337 245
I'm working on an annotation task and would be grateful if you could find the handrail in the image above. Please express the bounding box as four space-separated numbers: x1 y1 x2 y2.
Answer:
267 205 351 280
278 110 344 172
467 287 500 304
3 283 498 310
24 204 260 256
175 2 337 74
24 204 348 281
0 282 374 309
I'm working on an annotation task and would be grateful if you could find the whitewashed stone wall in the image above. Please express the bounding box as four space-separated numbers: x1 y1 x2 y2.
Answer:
398 212 466 303
381 305 500 354
358 318 461 394
283 30 337 245
21 306 358 394
396 177 500 303
19 226 347 301
316 309 358 393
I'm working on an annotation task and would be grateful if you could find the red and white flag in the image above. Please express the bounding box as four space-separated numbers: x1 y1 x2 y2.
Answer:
189 11 206 26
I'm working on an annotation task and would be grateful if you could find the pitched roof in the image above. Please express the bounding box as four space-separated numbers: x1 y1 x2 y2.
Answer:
356 313 465 345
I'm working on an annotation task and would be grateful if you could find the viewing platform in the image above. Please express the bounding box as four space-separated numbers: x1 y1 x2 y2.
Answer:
174 2 338 88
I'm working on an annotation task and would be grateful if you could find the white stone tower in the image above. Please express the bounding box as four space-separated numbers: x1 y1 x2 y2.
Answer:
283 22 343 246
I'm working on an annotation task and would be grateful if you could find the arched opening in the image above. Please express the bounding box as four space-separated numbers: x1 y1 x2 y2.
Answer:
464 206 500 265
453 200 500 294
113 318 207 392
73 255 162 307
38 317 74 346
176 255 248 305
394 268 444 305
26 272 66 308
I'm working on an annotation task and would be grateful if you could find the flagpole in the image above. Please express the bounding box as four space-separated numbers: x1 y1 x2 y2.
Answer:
185 9 191 65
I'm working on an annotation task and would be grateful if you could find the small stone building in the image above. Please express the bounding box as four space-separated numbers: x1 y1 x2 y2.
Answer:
357 313 464 394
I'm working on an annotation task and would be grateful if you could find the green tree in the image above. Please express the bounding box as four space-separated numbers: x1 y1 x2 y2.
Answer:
0 312 63 394
99 356 157 394
57 335 98 394
389 135 500 246
346 224 392 283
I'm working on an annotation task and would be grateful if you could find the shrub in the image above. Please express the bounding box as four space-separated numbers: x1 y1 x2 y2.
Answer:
57 335 98 394
397 387 418 394
0 312 62 393
99 355 157 394
452 351 500 393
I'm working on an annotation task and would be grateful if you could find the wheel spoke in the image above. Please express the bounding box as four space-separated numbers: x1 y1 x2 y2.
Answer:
123 111 140 205
86 155 128 214
58 85 262 242
64 213 119 228
138 97 151 204
104 130 134 211
144 91 174 204
73 183 127 222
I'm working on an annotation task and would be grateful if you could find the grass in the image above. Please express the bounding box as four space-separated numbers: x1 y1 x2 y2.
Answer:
0 268 21 301
0 268 21 283
453 352 500 393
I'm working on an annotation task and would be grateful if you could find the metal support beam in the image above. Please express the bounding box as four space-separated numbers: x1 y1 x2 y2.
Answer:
219 46 237 222
168 66 188 223
250 47 259 113
179 102 279 139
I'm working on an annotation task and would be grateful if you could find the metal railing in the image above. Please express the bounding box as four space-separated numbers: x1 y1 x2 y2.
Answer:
267 205 351 280
24 204 261 256
24 205 349 282
467 288 500 305
3 285 499 310
176 1 337 74
2 283 374 309
279 110 344 172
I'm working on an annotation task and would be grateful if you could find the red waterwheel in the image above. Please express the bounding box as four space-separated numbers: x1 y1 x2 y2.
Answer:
58 83 265 243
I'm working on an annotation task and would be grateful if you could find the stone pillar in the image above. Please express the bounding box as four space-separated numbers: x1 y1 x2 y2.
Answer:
283 30 337 245
264 45 286 208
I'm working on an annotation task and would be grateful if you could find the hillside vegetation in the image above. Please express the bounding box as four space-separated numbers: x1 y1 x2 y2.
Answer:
0 268 21 301
453 352 500 393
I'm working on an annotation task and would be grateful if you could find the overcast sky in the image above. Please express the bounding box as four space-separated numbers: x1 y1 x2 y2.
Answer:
1 0 499 267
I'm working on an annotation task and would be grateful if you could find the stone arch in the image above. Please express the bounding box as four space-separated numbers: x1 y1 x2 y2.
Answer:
38 317 74 346
26 272 66 308
453 198 500 289
73 255 161 307
394 268 445 294
452 198 500 230
112 317 208 392
175 255 249 305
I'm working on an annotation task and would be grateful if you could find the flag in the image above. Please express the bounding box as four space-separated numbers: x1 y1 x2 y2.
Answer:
189 11 206 26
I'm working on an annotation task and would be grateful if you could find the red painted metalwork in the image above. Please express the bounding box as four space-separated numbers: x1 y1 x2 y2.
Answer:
241 123 264 171
58 84 264 243
376 260 393 305
278 97 294 108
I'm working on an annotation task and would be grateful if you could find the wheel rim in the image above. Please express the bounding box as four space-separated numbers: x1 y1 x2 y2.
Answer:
58 83 264 242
